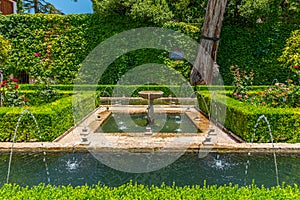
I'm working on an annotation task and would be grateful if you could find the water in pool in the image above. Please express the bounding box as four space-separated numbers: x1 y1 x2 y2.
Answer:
1 152 300 187
96 113 201 133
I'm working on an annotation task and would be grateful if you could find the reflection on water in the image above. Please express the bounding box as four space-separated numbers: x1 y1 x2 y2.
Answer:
97 113 200 133
0 152 300 187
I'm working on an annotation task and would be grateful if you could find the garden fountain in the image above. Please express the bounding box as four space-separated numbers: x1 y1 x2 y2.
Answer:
1 151 298 187
244 114 279 186
6 109 50 184
138 90 164 134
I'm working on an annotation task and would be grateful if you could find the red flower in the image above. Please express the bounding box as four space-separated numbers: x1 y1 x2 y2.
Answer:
2 80 7 84
261 102 266 105
24 99 28 103
12 78 18 83
294 65 299 69
34 52 40 57
237 94 242 99
14 84 19 89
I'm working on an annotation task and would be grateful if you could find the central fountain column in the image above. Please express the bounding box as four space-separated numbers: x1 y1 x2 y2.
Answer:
138 91 164 134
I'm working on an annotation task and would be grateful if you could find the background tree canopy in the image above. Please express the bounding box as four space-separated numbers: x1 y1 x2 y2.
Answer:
17 0 78 14
91 0 300 25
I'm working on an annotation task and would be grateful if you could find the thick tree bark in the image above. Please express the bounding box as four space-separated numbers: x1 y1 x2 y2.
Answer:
190 0 228 85
34 0 39 13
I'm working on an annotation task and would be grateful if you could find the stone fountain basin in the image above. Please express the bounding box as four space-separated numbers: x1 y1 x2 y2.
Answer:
138 91 164 100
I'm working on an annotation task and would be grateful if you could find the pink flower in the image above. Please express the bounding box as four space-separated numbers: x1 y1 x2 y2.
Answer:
233 93 237 96
244 94 248 98
261 102 266 105
294 65 299 69
274 83 279 87
34 52 40 57
280 83 285 87
237 94 242 99
12 78 18 83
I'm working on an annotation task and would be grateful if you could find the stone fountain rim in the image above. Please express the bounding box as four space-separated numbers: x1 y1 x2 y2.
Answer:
138 90 164 100
138 90 164 94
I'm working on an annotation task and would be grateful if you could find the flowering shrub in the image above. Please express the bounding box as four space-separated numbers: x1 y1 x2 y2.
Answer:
0 78 27 107
33 77 60 104
260 81 300 108
278 30 300 84
230 65 254 101
292 65 300 83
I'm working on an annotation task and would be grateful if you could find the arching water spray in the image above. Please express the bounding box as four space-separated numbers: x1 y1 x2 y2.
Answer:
6 109 50 184
244 114 279 186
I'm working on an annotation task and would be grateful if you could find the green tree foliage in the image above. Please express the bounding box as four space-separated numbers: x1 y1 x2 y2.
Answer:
20 0 63 14
279 30 300 69
225 0 300 25
166 0 207 23
92 0 173 24
130 0 173 24
91 0 300 25
278 30 300 83
0 35 11 65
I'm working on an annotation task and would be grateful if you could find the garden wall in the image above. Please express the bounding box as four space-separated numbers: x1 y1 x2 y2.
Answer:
0 14 299 85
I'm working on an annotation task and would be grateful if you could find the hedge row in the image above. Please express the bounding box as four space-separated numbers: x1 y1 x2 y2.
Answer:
0 96 74 142
19 84 268 93
4 85 298 142
0 183 299 199
197 92 300 142
0 14 299 85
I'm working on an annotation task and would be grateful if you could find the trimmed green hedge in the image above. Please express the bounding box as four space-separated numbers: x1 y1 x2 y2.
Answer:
0 96 73 142
198 92 300 142
0 183 299 199
19 84 268 93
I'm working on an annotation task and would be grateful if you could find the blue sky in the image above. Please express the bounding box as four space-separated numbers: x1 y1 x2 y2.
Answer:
46 0 93 14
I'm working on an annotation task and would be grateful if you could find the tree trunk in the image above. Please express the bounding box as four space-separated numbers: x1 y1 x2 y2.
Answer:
34 0 39 13
190 0 228 85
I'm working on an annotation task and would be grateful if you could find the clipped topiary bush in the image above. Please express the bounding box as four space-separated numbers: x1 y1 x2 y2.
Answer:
197 92 300 143
0 96 74 142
